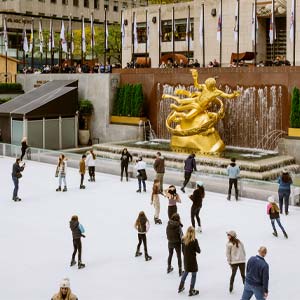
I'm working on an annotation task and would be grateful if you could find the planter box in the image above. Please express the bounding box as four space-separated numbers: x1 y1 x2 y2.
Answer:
111 116 147 125
288 128 300 137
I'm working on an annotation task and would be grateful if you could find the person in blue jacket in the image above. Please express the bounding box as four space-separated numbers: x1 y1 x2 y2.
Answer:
278 170 293 215
241 246 269 300
227 157 240 201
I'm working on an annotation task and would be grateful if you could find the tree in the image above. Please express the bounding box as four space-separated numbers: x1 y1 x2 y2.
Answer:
290 87 300 128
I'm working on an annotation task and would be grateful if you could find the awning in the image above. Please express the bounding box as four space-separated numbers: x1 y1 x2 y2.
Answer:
230 52 255 63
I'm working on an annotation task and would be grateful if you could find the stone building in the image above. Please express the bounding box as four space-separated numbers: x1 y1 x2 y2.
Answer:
122 0 297 67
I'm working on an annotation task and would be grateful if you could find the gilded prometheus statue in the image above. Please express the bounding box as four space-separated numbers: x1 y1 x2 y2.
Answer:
162 69 240 154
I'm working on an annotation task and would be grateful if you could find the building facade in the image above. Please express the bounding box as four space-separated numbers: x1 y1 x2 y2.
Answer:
122 0 297 68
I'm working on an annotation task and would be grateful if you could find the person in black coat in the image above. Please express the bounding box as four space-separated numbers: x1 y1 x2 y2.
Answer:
178 226 201 297
181 153 197 193
11 158 25 201
20 137 28 161
120 148 132 181
166 213 183 276
189 181 205 232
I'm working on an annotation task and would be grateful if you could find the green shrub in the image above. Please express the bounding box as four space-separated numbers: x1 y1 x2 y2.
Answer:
0 83 23 91
78 99 94 115
0 97 12 105
290 87 300 128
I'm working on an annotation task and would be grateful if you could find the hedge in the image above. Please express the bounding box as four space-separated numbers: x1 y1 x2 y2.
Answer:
0 83 23 91
290 87 300 128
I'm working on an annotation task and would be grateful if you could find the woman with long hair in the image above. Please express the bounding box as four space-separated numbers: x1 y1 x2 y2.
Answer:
134 211 152 261
226 230 246 293
56 154 67 192
86 149 96 182
189 181 205 232
51 278 78 300
278 170 293 215
267 196 288 238
120 148 132 181
178 226 201 296
165 185 181 219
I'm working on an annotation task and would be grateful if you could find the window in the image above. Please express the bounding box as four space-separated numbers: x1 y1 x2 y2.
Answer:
161 20 172 42
133 22 147 44
113 5 118 12
161 19 194 42
73 0 78 6
104 4 109 10
62 0 68 5
94 0 99 9
84 0 89 7
50 0 56 3
122 2 128 9
38 0 45 2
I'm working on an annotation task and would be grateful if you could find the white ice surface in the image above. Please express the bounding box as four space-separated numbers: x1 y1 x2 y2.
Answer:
0 156 299 300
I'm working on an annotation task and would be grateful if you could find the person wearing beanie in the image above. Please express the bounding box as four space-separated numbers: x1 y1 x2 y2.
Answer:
79 155 86 189
51 278 78 300
181 154 197 193
70 215 86 269
277 170 293 215
189 181 205 233
266 196 288 238
227 157 240 201
226 230 246 293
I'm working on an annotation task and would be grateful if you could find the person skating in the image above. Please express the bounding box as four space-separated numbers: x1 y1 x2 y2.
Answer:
266 196 288 238
227 157 240 200
151 179 162 224
226 230 246 293
153 151 165 192
134 211 152 261
189 181 205 233
120 148 132 181
56 154 67 192
165 185 181 220
79 154 86 189
181 153 197 193
135 156 147 192
20 137 29 161
166 213 183 276
86 149 96 182
278 170 293 215
241 246 269 300
70 215 86 269
51 278 78 300
178 226 201 296
11 158 25 201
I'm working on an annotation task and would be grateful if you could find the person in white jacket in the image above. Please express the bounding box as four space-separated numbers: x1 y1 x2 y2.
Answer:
226 230 246 293
135 156 147 192
86 150 96 182
56 154 67 192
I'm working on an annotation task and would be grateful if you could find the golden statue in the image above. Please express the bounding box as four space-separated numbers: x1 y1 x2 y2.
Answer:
162 69 240 154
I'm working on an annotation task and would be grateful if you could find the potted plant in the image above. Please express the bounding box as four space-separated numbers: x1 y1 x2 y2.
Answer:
289 87 300 137
78 99 94 145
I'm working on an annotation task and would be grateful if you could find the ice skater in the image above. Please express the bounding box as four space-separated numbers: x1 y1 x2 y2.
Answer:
134 211 152 261
277 170 293 215
120 148 132 181
227 157 240 201
153 151 165 192
151 179 162 224
135 156 147 192
166 213 183 276
11 158 25 201
70 215 86 269
226 230 246 293
86 149 96 182
20 137 29 161
189 181 205 232
266 196 288 238
178 226 201 296
181 153 197 193
79 154 86 189
51 278 78 300
165 185 181 219
56 154 67 192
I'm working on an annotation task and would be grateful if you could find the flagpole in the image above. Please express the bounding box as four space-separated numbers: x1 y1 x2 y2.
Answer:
145 10 148 64
91 12 94 63
120 10 123 67
23 18 25 70
202 2 205 67
31 18 34 70
132 11 135 63
220 0 222 67
237 0 240 66
50 18 53 69
4 16 8 83
254 0 257 66
293 0 296 66
81 14 84 66
59 21 62 69
70 14 73 68
158 7 161 66
187 5 190 60
104 8 107 64
40 18 43 67
272 0 275 62
172 6 175 62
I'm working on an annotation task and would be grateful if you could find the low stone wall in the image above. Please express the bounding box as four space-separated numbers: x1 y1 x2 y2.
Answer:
278 138 300 164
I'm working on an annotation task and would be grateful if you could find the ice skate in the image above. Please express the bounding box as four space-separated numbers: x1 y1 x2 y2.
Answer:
70 260 76 267
229 284 233 293
154 217 162 225
136 189 141 193
189 289 199 296
145 254 152 261
179 269 184 276
167 266 173 273
272 232 278 237
143 188 146 192
135 251 142 257
78 261 85 269
56 186 61 192
227 194 231 201
197 226 202 233
181 187 185 193
178 283 185 293
284 232 288 239
80 185 86 189
63 186 67 192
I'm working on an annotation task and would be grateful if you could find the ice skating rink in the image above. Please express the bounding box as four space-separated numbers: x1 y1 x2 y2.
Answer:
1 157 299 300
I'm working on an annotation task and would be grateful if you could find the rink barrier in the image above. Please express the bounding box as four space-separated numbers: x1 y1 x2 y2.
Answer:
1 142 300 205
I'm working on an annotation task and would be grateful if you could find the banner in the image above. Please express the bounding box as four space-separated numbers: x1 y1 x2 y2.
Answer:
39 19 43 54
29 20 33 53
234 0 238 42
290 0 295 43
105 19 109 50
251 2 258 43
199 6 203 48
82 17 86 53
60 21 68 52
48 19 54 51
217 2 222 43
269 0 275 44
133 12 138 49
90 13 95 49
23 26 28 53
3 16 8 52
121 13 125 47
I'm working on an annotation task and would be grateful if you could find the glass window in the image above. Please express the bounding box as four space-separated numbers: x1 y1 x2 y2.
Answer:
84 0 89 7
104 4 109 10
161 18 194 42
113 5 118 12
62 0 68 5
133 22 147 44
94 0 99 9
161 20 172 42
73 0 78 6
50 0 56 3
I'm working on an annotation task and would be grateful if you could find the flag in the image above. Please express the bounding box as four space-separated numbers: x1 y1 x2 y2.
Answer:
82 17 86 53
29 19 33 53
147 14 150 45
23 26 28 53
121 13 125 47
105 19 109 49
3 16 8 52
171 8 175 44
251 3 258 43
71 31 74 53
39 19 43 54
60 21 67 52
217 2 222 43
290 0 295 43
69 16 74 54
90 13 95 49
199 6 204 48
133 12 138 49
269 0 275 44
234 0 238 42
48 19 54 51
